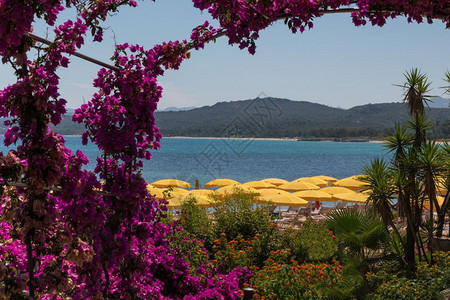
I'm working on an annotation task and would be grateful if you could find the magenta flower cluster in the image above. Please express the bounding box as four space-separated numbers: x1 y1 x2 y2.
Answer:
0 0 448 298
192 0 450 54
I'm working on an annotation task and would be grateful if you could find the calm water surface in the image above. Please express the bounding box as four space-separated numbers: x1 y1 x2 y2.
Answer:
59 137 389 187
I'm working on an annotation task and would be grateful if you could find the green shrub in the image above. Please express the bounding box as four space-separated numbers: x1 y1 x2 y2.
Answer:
178 197 214 249
297 218 338 262
366 251 450 299
250 252 344 299
211 188 272 241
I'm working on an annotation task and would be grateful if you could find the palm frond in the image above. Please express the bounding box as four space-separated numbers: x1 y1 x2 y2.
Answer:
400 68 433 115
383 123 413 155
441 70 450 96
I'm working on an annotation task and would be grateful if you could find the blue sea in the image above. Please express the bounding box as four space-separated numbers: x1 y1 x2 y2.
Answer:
1 136 390 187
57 136 390 187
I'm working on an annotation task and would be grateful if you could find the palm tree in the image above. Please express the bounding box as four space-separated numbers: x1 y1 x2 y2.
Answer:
397 68 432 149
327 209 389 274
400 68 432 116
416 141 445 261
443 70 450 97
362 158 402 244
383 122 413 165
383 123 413 220
382 120 421 267
434 142 450 237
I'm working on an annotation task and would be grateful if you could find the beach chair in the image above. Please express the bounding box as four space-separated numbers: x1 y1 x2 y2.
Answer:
297 207 311 217
335 202 347 210
310 206 322 216
311 214 327 222
282 206 300 218
320 206 333 215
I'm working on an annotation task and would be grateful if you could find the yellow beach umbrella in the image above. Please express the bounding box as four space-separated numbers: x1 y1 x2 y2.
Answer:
262 178 289 186
333 192 369 203
436 183 448 195
183 189 216 198
155 187 188 199
346 174 367 181
166 197 183 208
147 185 166 199
258 188 292 197
151 179 191 188
312 175 338 183
320 186 355 196
292 190 333 202
423 196 445 211
242 180 277 189
260 193 308 207
279 181 320 192
215 185 260 196
296 177 328 187
176 195 213 208
205 178 240 188
334 178 367 191
167 187 189 195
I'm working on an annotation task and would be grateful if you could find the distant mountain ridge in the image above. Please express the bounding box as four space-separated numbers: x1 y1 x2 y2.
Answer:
4 97 446 139
158 106 196 112
154 97 450 139
429 96 449 108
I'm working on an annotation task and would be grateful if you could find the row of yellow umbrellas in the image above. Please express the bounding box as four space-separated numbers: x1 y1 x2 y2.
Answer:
147 186 365 209
148 176 367 209
151 175 447 194
204 176 369 191
150 175 369 189
148 175 447 209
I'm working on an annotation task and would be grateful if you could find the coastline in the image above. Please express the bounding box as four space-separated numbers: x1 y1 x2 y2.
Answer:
62 135 448 144
165 136 384 143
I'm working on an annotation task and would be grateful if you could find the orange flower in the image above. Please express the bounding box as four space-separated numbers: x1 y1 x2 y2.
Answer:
220 232 226 236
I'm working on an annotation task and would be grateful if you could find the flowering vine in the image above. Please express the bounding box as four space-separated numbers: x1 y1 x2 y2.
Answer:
0 0 448 298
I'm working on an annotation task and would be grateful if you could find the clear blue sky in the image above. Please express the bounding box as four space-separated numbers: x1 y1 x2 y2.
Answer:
1 1 449 110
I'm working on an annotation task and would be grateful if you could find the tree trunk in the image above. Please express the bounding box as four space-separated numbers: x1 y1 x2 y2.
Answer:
405 224 416 271
436 191 449 237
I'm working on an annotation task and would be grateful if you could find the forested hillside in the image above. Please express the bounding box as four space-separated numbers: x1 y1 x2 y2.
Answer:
6 97 447 139
153 98 450 139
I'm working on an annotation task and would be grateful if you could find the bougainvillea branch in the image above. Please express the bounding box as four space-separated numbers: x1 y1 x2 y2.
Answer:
1 0 448 298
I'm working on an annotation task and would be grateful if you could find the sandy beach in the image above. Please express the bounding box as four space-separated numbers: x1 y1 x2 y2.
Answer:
165 136 385 143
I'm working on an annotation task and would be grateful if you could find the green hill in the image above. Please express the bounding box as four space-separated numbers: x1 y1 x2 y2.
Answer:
154 98 450 139
6 97 445 140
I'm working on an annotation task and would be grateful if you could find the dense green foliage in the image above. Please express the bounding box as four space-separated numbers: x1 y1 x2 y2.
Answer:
156 99 449 139
367 251 450 299
176 192 450 299
29 98 449 139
